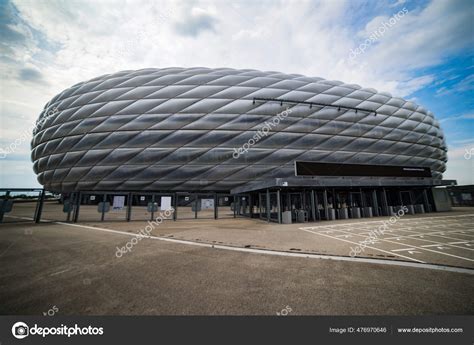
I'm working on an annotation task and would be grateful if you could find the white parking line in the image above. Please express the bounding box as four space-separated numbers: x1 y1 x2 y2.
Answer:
384 230 474 242
319 226 474 262
392 248 416 252
300 228 424 263
300 214 474 231
382 234 474 251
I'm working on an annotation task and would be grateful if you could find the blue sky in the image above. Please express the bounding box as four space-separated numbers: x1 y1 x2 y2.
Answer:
0 0 473 187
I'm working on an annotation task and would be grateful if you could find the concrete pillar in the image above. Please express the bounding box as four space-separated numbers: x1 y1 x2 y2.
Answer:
195 194 198 219
310 190 316 221
266 189 271 222
73 192 81 223
214 193 218 220
234 195 237 218
382 188 389 216
360 188 366 207
323 189 329 220
150 194 155 221
34 189 45 224
423 189 431 212
372 190 379 217
126 193 132 222
101 194 106 221
173 193 177 221
277 190 282 224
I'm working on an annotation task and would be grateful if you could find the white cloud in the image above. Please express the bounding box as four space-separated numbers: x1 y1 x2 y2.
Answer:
436 74 474 96
444 141 474 185
439 113 474 123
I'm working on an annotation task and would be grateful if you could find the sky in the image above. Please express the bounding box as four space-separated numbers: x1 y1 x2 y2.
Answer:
0 0 473 188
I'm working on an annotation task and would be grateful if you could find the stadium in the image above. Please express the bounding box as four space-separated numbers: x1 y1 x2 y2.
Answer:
30 67 453 223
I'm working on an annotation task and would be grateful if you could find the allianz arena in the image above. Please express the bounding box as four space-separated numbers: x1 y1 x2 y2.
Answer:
30 67 452 223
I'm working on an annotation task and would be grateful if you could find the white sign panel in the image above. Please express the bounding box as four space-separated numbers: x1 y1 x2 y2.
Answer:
161 196 172 211
112 196 125 210
201 198 214 210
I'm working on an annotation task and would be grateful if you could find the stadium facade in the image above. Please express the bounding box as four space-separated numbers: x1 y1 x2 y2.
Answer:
30 67 454 223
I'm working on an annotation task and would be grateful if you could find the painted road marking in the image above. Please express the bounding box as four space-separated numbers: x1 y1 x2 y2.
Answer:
300 214 474 231
383 234 474 251
391 248 422 254
300 229 424 263
319 226 474 262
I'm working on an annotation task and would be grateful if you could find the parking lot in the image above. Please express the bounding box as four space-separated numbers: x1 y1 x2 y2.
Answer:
300 214 474 268
0 207 473 315
0 219 473 316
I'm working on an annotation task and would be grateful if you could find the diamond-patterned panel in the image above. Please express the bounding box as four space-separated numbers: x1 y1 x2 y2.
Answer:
31 67 447 192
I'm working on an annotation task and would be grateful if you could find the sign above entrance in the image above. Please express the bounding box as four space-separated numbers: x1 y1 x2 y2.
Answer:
294 161 432 178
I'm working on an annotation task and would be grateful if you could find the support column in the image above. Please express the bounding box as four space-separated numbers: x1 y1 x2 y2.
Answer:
0 190 10 223
310 190 316 222
214 193 218 220
101 194 106 221
234 195 237 218
126 192 132 222
314 190 320 220
194 194 198 219
372 190 379 217
33 190 40 222
173 193 177 221
302 191 306 212
34 189 45 224
323 189 329 220
66 194 71 222
360 188 366 207
66 192 76 222
249 194 253 218
151 194 155 221
382 189 388 206
382 188 389 216
266 189 271 222
277 190 281 224
73 192 81 223
422 189 431 212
